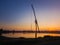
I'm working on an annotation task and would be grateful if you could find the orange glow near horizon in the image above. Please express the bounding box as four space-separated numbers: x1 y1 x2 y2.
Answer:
0 24 60 31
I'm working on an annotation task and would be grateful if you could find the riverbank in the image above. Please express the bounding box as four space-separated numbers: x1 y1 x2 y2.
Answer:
0 35 60 45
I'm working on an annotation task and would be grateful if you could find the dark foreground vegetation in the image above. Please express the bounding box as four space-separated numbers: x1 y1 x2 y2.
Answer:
0 35 60 45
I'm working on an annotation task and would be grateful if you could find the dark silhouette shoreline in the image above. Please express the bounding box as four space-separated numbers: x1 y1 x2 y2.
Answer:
0 29 60 34
0 35 60 45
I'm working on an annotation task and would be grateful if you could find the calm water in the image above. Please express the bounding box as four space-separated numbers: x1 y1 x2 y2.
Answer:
2 33 60 38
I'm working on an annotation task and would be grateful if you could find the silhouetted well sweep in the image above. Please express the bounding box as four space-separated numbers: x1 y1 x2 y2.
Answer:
31 4 39 38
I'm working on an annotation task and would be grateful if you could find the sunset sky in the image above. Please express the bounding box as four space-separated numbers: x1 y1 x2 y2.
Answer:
0 0 60 31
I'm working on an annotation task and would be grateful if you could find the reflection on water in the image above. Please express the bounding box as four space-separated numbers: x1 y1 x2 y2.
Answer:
2 33 60 38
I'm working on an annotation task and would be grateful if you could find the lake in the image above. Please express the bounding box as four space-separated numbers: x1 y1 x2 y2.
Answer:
2 33 60 38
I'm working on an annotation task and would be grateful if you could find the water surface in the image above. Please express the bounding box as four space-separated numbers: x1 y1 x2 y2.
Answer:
2 33 60 38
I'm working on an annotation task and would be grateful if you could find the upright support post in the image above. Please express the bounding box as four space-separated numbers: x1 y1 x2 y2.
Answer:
35 23 37 38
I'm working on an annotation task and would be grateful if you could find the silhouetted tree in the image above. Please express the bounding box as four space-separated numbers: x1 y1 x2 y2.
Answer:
0 29 3 36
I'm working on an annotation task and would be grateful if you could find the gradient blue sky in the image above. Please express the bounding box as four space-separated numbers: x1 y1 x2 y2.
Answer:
0 0 60 30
